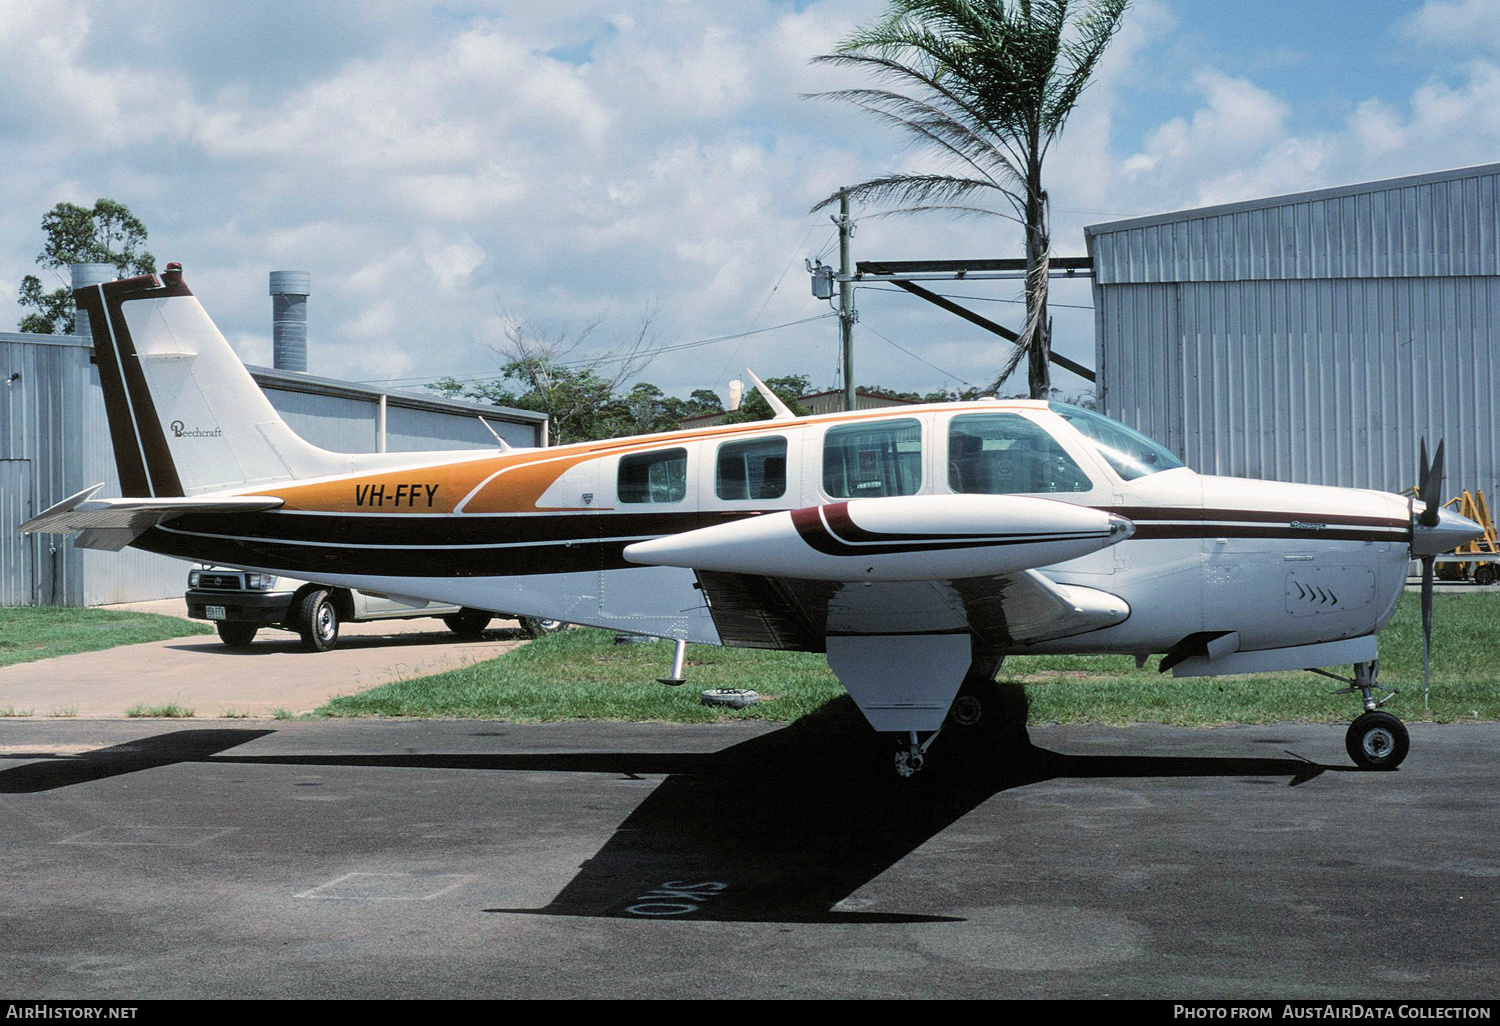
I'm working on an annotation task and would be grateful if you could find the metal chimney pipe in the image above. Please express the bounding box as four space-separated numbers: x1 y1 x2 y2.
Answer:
268 270 310 372
69 263 115 340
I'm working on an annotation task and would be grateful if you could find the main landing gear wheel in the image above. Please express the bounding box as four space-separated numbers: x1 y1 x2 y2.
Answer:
1346 711 1410 771
294 589 339 653
518 616 565 639
894 746 925 778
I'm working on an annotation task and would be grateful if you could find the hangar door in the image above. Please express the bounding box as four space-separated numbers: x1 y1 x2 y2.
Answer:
0 460 32 605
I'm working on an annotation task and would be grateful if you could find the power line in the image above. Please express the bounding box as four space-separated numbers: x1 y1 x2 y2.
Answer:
858 320 975 386
359 313 836 389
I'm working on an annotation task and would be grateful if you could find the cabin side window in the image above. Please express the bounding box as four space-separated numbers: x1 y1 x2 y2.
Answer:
947 413 1092 494
822 418 922 498
618 447 688 503
715 436 787 501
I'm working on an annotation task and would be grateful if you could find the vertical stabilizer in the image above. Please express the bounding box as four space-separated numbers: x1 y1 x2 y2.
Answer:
77 264 350 497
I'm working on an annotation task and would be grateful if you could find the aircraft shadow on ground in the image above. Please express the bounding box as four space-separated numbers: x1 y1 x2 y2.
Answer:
0 689 1336 924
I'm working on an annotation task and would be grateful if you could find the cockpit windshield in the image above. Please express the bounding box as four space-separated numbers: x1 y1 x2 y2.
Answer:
1048 403 1184 481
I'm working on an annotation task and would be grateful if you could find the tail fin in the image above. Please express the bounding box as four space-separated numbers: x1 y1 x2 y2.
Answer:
78 264 350 497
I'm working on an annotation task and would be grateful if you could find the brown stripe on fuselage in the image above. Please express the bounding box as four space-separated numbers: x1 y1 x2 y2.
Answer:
84 273 192 498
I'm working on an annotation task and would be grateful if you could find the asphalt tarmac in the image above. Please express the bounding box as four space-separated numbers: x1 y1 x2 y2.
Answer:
2 713 1497 1000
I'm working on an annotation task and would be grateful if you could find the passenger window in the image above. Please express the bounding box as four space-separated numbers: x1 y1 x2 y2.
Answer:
948 413 1092 494
716 436 787 500
823 418 922 498
618 448 688 503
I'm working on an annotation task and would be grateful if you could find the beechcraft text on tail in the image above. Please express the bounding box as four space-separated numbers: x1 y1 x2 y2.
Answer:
22 264 1483 775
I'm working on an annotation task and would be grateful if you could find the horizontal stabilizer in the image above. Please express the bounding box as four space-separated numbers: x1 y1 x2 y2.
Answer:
21 482 283 539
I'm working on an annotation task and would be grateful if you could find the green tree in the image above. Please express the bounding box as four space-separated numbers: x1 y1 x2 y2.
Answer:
17 199 157 334
809 0 1129 398
622 383 726 435
430 310 672 444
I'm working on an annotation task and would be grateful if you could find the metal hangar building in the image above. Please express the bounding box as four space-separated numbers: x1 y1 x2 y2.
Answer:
1086 162 1500 499
1 328 546 607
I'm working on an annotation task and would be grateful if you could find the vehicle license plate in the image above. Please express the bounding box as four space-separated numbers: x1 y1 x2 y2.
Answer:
205 605 227 620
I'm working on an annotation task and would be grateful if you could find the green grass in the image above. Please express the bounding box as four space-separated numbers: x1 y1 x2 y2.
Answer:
0 606 211 668
125 702 195 718
320 592 1500 726
320 628 841 722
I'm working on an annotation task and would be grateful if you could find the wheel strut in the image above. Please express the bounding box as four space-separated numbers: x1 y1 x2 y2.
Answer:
1311 661 1410 771
893 729 942 778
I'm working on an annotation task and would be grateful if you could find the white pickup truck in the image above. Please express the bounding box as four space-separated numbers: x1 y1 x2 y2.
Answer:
185 566 563 651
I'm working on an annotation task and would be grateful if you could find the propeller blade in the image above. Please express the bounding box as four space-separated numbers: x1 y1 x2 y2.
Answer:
1420 439 1445 527
1422 553 1435 713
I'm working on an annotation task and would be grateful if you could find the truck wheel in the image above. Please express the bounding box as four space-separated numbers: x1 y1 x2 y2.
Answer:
294 589 339 652
215 622 258 648
443 609 492 637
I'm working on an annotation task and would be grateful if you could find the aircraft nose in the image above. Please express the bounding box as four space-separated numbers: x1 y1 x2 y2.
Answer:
1411 505 1486 556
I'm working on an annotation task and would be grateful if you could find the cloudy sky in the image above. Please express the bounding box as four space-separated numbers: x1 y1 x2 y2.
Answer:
5 0 1499 406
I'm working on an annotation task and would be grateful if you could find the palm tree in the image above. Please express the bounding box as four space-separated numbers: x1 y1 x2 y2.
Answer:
810 0 1129 398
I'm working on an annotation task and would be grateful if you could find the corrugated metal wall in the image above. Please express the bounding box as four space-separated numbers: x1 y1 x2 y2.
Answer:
1 333 547 606
1 334 88 606
1089 163 1500 497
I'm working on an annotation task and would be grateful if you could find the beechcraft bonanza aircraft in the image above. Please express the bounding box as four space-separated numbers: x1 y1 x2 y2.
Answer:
23 264 1485 774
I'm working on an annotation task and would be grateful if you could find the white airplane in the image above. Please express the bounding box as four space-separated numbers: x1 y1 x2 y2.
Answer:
24 265 1484 774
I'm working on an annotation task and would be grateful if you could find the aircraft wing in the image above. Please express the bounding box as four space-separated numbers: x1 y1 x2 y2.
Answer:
20 483 284 551
624 494 1134 651
692 566 1130 652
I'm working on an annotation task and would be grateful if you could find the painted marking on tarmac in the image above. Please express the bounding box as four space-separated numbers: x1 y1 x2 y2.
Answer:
624 880 728 917
58 825 237 847
295 872 475 901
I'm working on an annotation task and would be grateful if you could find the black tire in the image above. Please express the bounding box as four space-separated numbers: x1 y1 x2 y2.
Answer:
1475 563 1498 586
443 609 492 637
519 616 566 639
215 622 258 648
1346 710 1410 770
294 589 339 653
946 676 1029 736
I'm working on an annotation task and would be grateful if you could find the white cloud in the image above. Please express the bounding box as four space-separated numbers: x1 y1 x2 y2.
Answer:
1399 0 1500 52
1123 70 1290 183
8 0 1500 403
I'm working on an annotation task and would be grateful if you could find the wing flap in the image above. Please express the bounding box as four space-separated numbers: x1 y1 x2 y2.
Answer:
697 569 1129 652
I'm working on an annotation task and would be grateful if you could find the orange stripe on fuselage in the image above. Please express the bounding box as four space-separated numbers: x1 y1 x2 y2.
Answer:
244 401 1035 514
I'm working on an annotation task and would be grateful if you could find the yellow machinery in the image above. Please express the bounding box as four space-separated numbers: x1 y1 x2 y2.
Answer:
1437 489 1500 584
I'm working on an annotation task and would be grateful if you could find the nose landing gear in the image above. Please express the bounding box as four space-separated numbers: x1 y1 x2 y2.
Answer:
1346 709 1410 770
1314 660 1410 770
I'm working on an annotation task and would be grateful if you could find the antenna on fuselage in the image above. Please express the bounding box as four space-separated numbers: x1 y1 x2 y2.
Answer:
477 416 513 451
745 368 796 421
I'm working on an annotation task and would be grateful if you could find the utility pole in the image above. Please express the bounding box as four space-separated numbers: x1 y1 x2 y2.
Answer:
837 189 856 412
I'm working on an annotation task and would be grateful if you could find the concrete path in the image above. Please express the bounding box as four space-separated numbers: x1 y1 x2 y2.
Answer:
0 598 525 718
